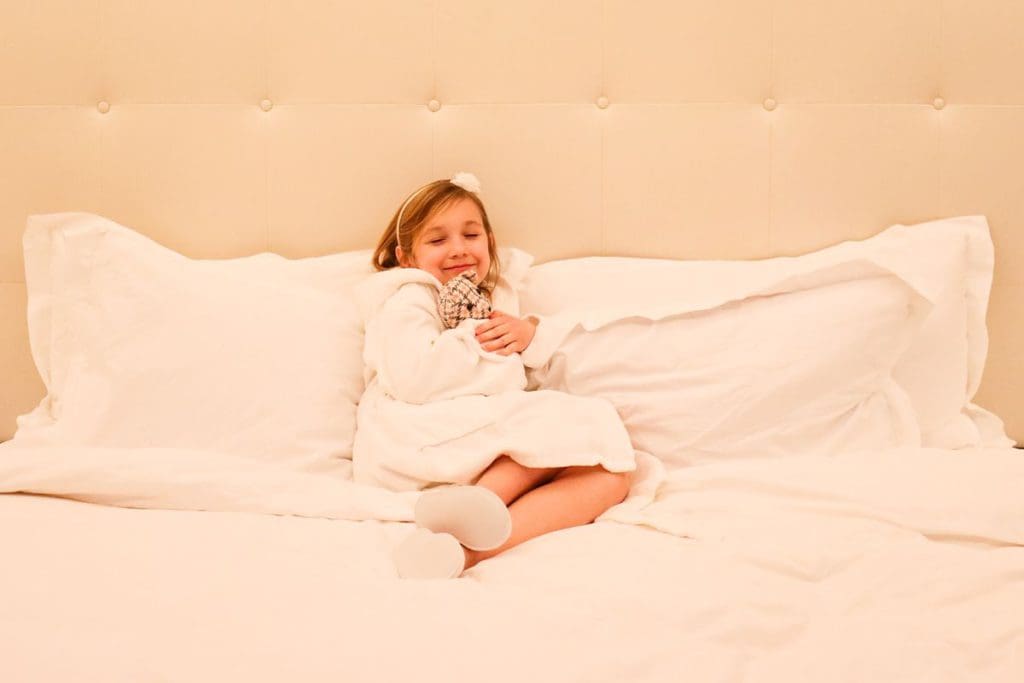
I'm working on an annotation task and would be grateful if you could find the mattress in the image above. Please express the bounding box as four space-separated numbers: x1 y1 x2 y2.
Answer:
3 444 1023 682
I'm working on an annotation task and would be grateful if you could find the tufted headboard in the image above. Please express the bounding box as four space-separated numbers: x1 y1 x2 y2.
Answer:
1 1 1021 443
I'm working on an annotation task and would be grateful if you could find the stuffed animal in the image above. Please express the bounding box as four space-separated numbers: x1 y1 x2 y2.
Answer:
438 270 492 329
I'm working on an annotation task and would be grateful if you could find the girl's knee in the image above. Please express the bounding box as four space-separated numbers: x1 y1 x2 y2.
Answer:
569 466 631 505
491 454 516 469
608 470 631 504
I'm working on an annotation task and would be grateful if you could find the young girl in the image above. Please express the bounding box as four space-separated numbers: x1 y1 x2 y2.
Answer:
352 172 638 579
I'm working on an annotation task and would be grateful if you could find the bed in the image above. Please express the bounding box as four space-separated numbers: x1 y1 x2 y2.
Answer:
2 209 1021 682
2 2 1023 682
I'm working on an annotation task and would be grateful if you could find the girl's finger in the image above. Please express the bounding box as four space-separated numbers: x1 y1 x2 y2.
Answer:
484 333 514 352
477 316 507 332
478 323 508 342
475 320 498 336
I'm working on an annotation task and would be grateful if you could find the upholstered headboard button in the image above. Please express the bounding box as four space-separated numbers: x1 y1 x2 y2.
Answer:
933 97 946 110
97 101 110 114
596 96 609 109
763 98 777 111
260 99 274 112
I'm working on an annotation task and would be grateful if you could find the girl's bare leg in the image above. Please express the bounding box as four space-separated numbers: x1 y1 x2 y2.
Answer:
473 454 563 505
465 465 631 570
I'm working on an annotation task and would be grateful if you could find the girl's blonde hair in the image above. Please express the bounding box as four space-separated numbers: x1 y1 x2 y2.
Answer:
372 179 501 293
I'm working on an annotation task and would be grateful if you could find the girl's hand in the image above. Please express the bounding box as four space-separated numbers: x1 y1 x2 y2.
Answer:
474 310 537 355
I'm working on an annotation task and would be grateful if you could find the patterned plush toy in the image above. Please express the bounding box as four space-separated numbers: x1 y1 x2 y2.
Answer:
438 270 492 329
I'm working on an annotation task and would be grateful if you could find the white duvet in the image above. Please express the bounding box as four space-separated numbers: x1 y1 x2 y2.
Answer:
2 442 1023 682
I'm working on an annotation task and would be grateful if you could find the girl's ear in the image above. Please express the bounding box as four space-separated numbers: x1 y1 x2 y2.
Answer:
396 245 411 267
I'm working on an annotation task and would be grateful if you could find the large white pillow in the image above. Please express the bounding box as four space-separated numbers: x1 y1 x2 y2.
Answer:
14 212 533 471
14 213 374 471
526 262 930 468
521 216 1013 450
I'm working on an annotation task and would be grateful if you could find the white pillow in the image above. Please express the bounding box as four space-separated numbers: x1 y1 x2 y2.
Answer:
15 213 374 471
14 212 533 471
527 262 929 469
521 216 1013 450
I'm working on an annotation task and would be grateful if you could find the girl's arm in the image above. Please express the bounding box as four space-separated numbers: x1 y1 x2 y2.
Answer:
475 312 571 370
364 283 525 404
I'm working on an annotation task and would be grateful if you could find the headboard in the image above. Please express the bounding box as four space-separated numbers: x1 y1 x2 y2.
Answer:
2 1 1021 443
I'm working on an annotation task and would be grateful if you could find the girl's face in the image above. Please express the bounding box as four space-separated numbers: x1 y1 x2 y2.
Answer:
402 197 491 286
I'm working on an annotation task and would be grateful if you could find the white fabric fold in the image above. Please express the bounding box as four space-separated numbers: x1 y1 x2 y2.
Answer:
603 446 1024 552
0 441 661 523
527 258 930 358
2 443 1021 554
0 443 418 521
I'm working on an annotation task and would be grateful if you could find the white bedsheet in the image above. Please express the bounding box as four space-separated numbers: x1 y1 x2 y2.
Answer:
2 445 1023 682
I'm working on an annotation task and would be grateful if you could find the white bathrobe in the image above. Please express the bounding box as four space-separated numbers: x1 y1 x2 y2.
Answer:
352 261 638 492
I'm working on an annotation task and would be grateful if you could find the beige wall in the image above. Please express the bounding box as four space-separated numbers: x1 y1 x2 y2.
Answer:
1 1 1021 442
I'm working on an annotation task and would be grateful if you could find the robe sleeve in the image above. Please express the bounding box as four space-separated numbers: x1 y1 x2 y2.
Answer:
520 314 577 370
364 282 526 404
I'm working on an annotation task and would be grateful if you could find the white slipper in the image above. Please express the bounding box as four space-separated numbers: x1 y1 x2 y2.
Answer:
414 485 512 551
393 528 465 580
